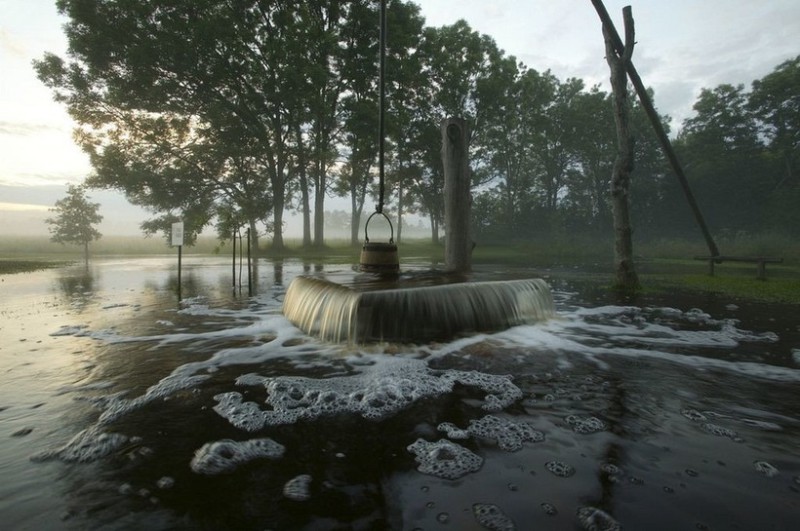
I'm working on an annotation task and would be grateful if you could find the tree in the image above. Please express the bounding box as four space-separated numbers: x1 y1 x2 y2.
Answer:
46 184 103 266
678 84 767 234
749 56 800 233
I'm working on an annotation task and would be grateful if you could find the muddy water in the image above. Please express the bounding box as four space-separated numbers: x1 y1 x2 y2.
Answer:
1 257 798 530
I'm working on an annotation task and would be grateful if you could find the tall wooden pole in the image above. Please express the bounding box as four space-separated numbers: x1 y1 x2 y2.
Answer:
591 0 720 258
442 117 472 273
605 6 640 291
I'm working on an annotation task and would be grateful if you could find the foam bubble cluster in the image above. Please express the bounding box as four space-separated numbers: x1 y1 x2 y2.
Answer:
681 409 707 421
437 422 470 440
31 427 129 463
545 460 575 478
212 393 270 432
565 414 607 434
407 439 483 480
283 474 312 501
214 359 523 430
468 415 544 451
472 503 516 531
190 438 285 475
576 506 621 530
701 423 739 439
753 460 779 477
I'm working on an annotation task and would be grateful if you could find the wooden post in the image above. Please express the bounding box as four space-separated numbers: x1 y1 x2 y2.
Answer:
441 117 472 273
591 0 720 259
605 6 640 292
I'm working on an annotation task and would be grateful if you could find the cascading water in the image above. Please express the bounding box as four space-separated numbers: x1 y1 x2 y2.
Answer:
283 276 555 343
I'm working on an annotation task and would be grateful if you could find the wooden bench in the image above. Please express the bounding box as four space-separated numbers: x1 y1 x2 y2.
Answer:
693 255 784 280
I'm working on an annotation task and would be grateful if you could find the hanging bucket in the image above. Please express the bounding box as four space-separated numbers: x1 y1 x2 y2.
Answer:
360 211 399 273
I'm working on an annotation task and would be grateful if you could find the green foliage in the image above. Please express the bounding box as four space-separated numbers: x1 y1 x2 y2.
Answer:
45 184 103 263
35 2 799 252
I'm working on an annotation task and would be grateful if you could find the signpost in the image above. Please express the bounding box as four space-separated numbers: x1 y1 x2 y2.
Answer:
172 221 184 300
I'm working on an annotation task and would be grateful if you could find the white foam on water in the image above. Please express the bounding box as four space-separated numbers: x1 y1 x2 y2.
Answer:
477 305 800 383
283 474 312 501
792 348 800 365
30 427 129 463
406 438 483 480
753 460 779 477
467 415 544 451
576 506 621 531
211 357 522 429
472 503 516 531
189 438 285 475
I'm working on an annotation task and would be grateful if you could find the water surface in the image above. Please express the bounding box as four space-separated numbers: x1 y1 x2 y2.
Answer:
1 256 798 530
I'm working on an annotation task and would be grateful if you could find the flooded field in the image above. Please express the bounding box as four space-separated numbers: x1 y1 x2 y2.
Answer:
1 256 798 530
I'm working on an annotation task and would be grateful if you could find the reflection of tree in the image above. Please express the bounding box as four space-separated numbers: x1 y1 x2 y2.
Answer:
55 266 97 313
272 259 283 287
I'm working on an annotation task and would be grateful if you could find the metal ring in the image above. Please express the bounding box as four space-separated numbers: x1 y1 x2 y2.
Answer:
364 211 394 244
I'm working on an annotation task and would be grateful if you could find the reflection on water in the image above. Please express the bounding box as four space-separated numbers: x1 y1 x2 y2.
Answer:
0 257 798 530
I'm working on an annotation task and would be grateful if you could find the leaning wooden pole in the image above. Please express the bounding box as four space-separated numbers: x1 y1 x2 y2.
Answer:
442 117 472 273
590 0 720 258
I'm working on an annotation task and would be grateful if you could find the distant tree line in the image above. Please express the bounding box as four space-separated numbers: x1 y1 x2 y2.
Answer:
35 0 800 250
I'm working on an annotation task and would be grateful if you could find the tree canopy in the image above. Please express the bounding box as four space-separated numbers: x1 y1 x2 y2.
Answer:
46 184 103 264
35 1 800 249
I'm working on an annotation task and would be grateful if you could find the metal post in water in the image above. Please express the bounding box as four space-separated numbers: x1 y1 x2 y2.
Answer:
246 228 252 297
232 227 236 292
442 117 472 273
177 244 182 301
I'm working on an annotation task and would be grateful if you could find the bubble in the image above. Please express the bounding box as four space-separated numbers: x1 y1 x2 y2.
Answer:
156 477 175 490
753 460 779 477
565 415 607 434
472 503 515 530
545 460 575 478
468 415 545 451
438 422 470 440
701 423 738 439
212 392 270 432
685 468 699 477
681 409 707 422
407 439 483 480
436 512 450 524
541 502 558 516
283 474 312 501
576 506 621 531
190 438 285 475
600 463 622 476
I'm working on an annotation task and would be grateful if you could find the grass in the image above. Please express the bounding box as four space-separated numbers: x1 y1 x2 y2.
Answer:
0 259 71 275
1 234 797 303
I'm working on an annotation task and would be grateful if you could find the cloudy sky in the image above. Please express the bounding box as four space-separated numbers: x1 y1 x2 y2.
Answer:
1 0 798 235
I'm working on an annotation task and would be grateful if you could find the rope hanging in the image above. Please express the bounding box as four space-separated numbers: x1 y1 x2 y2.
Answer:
377 0 386 214
359 0 398 272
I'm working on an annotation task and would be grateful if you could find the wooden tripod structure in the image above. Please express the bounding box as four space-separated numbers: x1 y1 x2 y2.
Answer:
591 0 720 258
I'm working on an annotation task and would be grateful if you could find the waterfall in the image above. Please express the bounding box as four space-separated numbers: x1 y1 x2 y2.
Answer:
283 276 554 344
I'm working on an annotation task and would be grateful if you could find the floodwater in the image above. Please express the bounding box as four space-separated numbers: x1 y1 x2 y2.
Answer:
1 256 798 530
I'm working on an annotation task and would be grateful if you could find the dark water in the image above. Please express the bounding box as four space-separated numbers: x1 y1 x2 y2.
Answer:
1 257 798 530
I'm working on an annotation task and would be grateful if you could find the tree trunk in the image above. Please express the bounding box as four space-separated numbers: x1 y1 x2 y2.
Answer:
83 240 89 268
294 123 312 248
397 178 404 244
442 117 472 273
604 7 640 292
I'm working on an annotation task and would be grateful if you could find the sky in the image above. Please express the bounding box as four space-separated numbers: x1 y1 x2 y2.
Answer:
1 0 798 237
